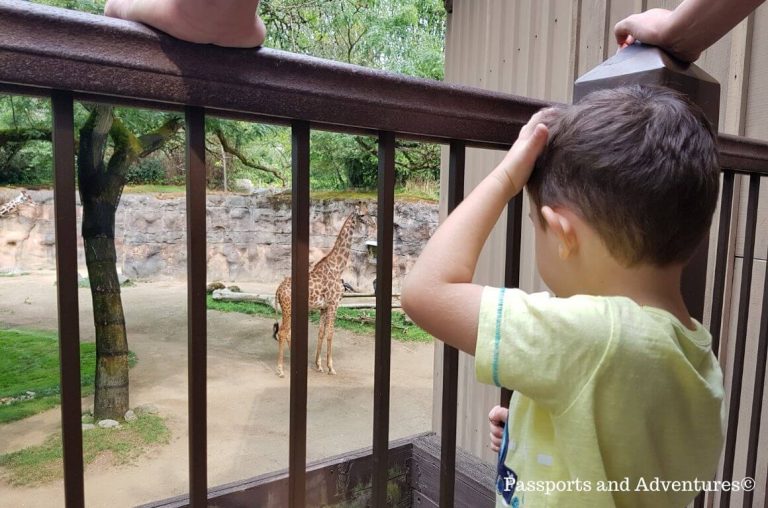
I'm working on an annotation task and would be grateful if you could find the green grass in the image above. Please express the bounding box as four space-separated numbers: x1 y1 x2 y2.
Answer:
207 295 276 317
207 295 432 342
311 189 438 203
0 414 170 486
124 184 185 194
0 329 136 424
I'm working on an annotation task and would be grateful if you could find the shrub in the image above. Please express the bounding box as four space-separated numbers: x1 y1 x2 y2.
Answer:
126 157 166 185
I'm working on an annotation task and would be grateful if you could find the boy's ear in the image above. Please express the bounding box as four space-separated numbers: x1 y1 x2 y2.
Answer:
540 206 578 260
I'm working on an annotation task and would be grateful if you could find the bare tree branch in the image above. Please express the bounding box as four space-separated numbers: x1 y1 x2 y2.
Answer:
214 128 286 186
137 116 183 158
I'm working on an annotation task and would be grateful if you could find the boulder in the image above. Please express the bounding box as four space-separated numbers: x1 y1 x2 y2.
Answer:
233 179 254 194
206 281 226 294
135 403 159 415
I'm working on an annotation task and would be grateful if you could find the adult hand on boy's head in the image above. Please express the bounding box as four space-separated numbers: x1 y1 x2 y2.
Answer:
489 405 509 453
495 110 550 199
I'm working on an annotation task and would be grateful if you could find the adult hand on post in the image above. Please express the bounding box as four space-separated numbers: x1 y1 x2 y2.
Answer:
613 9 682 57
613 0 766 63
104 0 267 48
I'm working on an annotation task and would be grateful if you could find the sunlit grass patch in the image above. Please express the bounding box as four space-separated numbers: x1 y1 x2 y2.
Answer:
0 329 136 424
124 184 185 194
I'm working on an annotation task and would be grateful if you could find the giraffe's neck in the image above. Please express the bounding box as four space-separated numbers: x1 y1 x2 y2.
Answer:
322 212 356 275
0 192 29 217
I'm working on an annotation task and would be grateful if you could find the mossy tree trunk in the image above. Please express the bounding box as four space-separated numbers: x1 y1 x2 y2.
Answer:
78 106 181 420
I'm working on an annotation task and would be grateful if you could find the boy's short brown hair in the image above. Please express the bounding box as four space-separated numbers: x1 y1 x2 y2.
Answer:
527 85 720 266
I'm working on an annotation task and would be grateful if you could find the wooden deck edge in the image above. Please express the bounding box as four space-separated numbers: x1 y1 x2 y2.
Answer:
408 434 496 508
139 432 433 508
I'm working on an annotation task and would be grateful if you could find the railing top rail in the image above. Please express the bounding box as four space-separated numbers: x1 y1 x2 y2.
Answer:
0 0 547 147
718 133 768 176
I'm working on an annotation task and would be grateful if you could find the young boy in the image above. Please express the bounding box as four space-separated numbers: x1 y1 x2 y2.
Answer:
401 85 725 507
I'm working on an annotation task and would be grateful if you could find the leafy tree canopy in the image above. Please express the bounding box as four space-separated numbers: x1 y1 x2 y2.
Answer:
2 0 446 194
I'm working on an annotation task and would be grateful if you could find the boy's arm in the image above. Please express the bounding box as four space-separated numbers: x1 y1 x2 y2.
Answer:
401 113 548 356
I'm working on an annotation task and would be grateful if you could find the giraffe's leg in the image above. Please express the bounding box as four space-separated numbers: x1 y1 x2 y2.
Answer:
325 306 338 375
277 337 286 378
315 309 327 373
276 307 291 378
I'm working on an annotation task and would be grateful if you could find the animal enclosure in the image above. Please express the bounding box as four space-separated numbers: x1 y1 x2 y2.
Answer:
1 2 767 507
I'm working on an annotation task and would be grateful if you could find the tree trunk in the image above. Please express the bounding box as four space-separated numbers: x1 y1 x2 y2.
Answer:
79 106 131 421
83 217 129 420
78 107 182 421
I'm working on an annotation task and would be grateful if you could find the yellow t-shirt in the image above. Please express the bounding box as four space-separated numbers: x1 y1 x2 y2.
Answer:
475 287 725 508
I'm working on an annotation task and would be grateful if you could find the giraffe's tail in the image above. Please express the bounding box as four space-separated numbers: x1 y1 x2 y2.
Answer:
273 287 282 341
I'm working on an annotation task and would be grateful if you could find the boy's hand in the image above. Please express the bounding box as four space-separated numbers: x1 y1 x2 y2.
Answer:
493 110 550 199
401 108 549 356
489 405 509 452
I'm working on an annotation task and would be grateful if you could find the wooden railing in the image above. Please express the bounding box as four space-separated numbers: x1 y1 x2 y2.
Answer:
1 1 767 507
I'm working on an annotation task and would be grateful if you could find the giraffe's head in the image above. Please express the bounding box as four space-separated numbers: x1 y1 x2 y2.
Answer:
349 201 375 230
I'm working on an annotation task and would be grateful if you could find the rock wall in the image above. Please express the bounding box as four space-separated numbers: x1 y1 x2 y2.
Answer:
0 190 438 291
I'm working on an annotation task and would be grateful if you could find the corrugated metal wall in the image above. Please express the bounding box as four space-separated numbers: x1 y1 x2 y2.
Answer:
434 1 768 504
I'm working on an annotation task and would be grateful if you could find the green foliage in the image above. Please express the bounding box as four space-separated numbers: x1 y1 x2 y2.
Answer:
0 414 170 486
0 141 54 186
0 96 54 186
262 0 446 80
36 0 105 14
261 0 446 190
126 156 166 185
0 329 136 424
7 1 445 192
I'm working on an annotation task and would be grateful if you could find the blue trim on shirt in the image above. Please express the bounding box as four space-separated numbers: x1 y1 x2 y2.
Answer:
493 287 506 387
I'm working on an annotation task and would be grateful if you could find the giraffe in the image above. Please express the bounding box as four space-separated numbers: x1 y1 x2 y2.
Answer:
0 190 34 217
274 204 370 378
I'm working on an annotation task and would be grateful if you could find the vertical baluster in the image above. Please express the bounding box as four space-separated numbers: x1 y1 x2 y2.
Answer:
500 193 523 408
440 140 465 508
289 120 310 508
185 106 208 507
720 174 760 507
372 131 396 507
744 203 768 507
694 170 735 508
52 90 85 508
711 171 736 357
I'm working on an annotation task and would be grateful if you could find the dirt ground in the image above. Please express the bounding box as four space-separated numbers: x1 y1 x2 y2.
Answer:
0 271 434 507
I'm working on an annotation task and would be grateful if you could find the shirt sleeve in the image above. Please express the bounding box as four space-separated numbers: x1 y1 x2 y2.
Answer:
475 286 614 415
